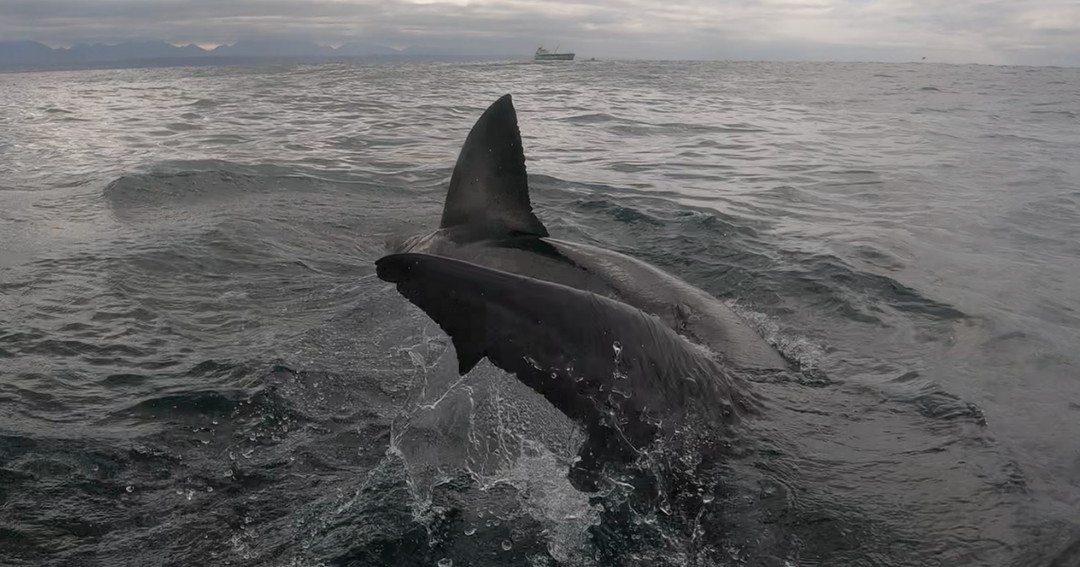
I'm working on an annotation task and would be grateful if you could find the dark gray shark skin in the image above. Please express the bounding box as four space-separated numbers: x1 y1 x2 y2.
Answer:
394 94 785 372
376 253 759 473
377 94 786 476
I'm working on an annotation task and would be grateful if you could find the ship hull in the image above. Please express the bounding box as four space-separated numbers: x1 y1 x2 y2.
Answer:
534 53 575 61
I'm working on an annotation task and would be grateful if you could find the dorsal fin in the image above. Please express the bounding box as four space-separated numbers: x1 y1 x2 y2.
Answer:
440 94 548 238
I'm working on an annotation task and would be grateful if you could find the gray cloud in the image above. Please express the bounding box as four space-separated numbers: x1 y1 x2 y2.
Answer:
1 0 1078 65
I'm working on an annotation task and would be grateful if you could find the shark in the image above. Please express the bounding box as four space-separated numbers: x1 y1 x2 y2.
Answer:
375 94 787 488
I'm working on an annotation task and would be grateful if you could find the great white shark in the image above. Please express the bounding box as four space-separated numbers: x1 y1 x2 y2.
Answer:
376 94 788 488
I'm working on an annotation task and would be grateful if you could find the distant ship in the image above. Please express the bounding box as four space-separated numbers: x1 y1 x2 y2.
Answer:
534 46 575 61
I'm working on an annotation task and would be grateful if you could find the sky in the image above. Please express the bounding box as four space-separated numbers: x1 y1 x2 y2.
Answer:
1 0 1078 65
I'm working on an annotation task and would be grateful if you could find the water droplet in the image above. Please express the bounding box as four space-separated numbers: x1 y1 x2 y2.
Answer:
438 559 453 567
464 526 477 536
501 540 512 552
125 485 134 493
492 519 500 527
212 419 219 425
702 493 715 504
91 464 99 472
207 487 214 493
612 341 623 359
248 433 256 441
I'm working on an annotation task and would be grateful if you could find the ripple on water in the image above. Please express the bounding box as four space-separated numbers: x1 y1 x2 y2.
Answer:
200 134 248 145
164 122 203 132
0 61 1077 566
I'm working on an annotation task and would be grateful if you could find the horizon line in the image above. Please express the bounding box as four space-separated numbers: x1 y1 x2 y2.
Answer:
2 39 1078 70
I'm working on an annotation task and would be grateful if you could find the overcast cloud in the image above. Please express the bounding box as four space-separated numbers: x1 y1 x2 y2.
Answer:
1 0 1078 65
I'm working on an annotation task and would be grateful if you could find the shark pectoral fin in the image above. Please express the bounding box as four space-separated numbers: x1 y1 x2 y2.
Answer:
376 253 734 455
375 254 490 375
439 94 549 240
379 252 657 412
376 252 587 382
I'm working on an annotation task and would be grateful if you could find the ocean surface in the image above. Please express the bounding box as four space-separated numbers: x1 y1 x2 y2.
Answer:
1 60 1079 566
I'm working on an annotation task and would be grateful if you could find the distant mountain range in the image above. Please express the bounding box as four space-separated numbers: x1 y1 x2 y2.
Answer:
0 40 519 70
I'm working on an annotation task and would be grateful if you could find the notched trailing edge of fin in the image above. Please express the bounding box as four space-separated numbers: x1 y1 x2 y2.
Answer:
439 94 549 240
